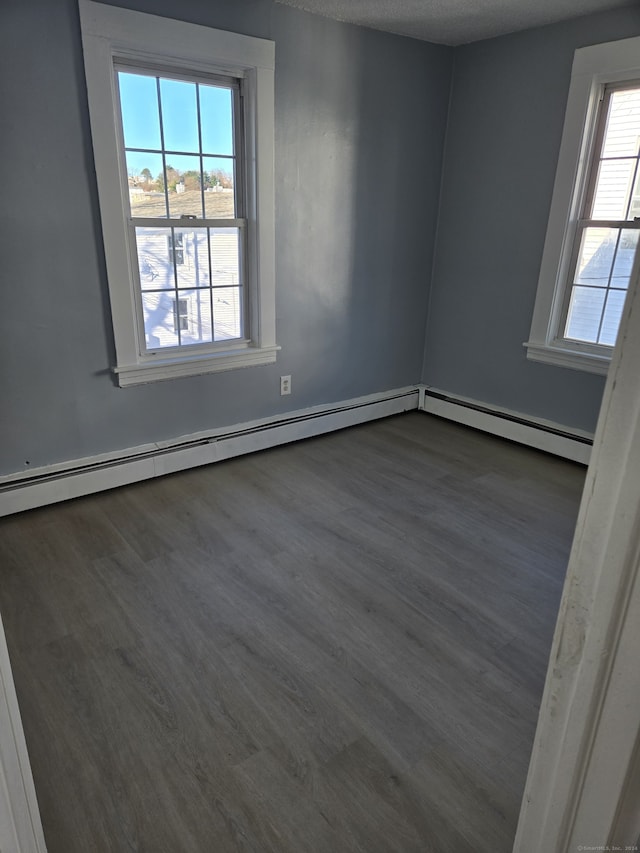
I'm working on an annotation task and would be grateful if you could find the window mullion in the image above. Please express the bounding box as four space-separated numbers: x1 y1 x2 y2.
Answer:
579 219 640 229
207 226 216 346
195 82 206 221
130 216 246 228
171 226 181 346
596 228 623 344
155 77 171 220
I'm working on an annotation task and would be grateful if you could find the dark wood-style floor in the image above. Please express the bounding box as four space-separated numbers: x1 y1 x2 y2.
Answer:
0 412 585 853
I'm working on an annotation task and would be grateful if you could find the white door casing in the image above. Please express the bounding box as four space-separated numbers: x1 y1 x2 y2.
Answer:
514 231 640 849
0 612 46 852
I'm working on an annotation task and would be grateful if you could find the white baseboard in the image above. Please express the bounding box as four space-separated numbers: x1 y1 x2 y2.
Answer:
0 383 593 518
420 386 593 465
0 387 420 517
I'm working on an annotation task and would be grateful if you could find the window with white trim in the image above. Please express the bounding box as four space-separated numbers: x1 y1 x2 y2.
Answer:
564 83 640 347
79 1 277 386
167 232 184 267
173 297 189 333
526 35 640 375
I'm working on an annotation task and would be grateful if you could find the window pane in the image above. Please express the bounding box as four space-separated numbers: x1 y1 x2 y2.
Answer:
159 78 199 153
177 289 213 344
209 228 241 286
173 229 209 288
575 227 617 286
591 159 635 219
601 88 640 159
213 287 242 340
203 157 235 218
628 166 640 220
565 286 606 343
142 291 180 349
118 72 161 151
135 227 174 290
127 152 166 217
611 228 639 288
199 84 234 156
599 289 626 346
165 154 203 218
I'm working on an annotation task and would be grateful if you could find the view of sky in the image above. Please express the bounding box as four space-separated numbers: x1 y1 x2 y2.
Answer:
118 70 235 177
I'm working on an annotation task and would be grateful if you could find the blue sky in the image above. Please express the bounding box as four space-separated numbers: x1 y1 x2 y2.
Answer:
118 70 234 176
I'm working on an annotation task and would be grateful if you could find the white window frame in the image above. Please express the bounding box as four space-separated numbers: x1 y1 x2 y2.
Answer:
526 35 640 375
79 0 277 387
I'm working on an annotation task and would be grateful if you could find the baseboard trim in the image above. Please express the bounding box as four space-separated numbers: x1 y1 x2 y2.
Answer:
0 387 420 517
0 383 593 517
420 387 593 465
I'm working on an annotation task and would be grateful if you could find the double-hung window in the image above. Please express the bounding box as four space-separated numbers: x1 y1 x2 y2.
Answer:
564 83 640 347
79 1 277 386
526 35 640 375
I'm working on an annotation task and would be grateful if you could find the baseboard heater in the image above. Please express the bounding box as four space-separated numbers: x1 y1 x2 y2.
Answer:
424 389 593 444
0 387 420 516
0 384 591 516
420 388 593 465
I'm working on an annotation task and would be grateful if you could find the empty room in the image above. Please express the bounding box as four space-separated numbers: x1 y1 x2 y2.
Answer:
2 0 640 850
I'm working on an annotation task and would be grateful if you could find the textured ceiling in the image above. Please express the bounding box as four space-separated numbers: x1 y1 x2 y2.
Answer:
274 0 638 45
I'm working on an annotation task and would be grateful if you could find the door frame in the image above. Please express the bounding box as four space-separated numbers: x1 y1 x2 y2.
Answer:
514 249 640 850
0 611 47 852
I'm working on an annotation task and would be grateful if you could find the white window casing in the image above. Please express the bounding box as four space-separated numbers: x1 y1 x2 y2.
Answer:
79 0 277 386
526 35 640 375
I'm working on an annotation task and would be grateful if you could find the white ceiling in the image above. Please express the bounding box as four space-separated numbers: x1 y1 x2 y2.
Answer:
274 0 638 46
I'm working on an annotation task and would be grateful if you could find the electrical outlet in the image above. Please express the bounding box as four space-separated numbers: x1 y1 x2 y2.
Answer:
280 375 291 396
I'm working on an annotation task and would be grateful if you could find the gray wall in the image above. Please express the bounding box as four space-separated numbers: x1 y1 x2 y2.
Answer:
422 6 640 433
6 1 637 477
0 0 451 475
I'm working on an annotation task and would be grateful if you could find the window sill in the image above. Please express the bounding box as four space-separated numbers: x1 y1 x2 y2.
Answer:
114 345 280 387
524 341 611 376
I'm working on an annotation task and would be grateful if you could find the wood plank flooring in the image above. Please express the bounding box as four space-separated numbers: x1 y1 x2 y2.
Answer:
0 412 586 852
